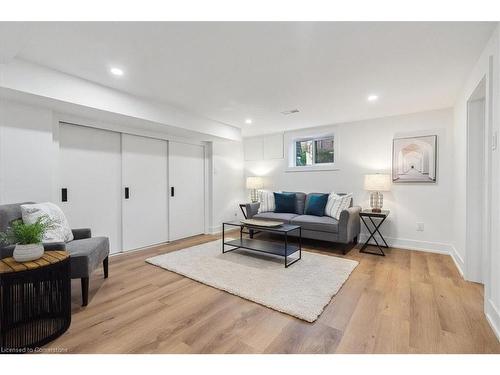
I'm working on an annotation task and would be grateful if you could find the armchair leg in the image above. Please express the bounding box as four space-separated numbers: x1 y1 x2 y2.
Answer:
103 256 109 279
81 277 89 307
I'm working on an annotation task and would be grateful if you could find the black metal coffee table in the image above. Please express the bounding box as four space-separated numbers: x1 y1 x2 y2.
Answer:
222 221 302 268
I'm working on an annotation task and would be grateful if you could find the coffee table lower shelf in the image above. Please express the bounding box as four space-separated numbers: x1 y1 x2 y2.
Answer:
223 238 301 268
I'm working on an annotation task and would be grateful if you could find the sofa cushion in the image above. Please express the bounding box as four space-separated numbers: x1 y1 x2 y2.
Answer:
283 192 306 214
257 190 277 213
325 193 353 219
65 236 110 279
253 212 298 222
274 192 296 213
305 193 329 216
291 215 339 233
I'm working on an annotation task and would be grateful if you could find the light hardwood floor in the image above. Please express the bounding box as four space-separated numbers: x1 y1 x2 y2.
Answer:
46 232 500 354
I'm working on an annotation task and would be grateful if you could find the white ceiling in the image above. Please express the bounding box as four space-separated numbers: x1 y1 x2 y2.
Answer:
2 22 496 136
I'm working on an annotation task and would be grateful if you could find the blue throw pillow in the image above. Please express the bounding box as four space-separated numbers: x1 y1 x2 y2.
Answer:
305 194 328 216
274 192 296 213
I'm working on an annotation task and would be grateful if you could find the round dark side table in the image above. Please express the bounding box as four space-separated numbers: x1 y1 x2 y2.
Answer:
0 251 71 353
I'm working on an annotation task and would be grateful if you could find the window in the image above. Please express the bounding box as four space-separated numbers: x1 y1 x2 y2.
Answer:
294 136 334 167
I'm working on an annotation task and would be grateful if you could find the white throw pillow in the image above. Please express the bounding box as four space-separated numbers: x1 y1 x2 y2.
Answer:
21 202 74 243
257 190 277 213
325 193 353 220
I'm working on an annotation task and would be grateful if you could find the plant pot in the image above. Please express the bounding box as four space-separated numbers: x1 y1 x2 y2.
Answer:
13 243 44 262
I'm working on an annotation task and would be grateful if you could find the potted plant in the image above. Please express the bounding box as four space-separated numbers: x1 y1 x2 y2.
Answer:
0 216 53 262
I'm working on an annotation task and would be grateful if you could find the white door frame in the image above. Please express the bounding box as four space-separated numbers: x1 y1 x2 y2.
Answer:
465 73 492 284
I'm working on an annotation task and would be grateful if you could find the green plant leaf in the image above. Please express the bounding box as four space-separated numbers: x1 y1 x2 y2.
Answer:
0 216 54 245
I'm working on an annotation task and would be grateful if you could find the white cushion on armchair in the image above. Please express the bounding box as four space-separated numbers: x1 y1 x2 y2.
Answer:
21 202 74 243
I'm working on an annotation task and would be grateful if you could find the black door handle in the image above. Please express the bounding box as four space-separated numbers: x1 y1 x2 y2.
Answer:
170 187 175 197
125 187 130 199
61 188 68 202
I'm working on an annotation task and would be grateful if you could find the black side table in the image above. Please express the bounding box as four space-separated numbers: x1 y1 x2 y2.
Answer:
359 209 390 256
1 251 71 353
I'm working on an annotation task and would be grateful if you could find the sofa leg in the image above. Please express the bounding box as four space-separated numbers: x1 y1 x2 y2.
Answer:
249 229 254 239
81 277 89 307
342 240 357 255
103 256 109 279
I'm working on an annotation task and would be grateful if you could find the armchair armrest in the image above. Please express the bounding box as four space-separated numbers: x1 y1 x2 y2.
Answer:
338 206 361 243
43 242 67 251
72 228 92 240
0 244 15 259
244 202 260 219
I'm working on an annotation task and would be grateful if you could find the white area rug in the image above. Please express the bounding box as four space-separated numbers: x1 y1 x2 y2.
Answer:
146 239 358 322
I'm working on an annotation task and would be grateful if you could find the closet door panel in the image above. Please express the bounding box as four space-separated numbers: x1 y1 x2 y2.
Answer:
59 124 122 254
122 134 168 251
169 142 205 240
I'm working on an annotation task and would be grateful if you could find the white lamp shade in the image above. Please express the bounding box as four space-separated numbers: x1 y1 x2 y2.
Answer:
364 174 391 191
246 176 263 189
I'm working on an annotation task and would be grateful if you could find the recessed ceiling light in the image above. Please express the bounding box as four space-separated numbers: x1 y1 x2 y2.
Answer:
245 119 253 124
367 95 379 102
110 67 124 76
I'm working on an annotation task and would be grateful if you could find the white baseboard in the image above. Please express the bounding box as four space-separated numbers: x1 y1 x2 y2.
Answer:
486 298 500 342
209 225 222 234
449 245 465 277
358 233 452 255
210 229 454 255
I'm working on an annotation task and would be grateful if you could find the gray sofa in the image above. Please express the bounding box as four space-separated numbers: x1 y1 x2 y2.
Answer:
0 202 110 306
245 192 361 254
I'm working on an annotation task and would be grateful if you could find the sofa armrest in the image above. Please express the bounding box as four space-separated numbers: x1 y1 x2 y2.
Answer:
338 206 361 243
43 242 67 251
72 228 92 240
244 203 260 219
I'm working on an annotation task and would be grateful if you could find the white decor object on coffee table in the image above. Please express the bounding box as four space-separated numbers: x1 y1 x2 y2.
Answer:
240 219 284 227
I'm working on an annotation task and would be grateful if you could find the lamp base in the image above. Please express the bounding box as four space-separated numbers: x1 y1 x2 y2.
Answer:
250 189 259 203
369 191 384 213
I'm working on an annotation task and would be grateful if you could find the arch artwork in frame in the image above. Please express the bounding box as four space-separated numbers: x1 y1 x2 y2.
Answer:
392 135 437 183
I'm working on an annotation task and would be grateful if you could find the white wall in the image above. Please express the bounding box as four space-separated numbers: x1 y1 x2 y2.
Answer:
244 108 454 253
210 140 246 233
0 99 55 204
453 25 500 340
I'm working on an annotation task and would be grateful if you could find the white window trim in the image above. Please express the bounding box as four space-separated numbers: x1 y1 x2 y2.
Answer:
286 133 338 172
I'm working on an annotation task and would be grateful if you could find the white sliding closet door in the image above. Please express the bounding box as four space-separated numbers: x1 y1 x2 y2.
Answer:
122 134 168 251
59 124 122 254
169 142 205 240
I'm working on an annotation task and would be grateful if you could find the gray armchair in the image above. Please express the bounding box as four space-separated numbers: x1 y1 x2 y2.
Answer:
0 202 109 306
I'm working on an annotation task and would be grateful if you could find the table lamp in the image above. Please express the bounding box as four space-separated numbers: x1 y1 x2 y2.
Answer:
364 174 391 212
246 176 263 203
